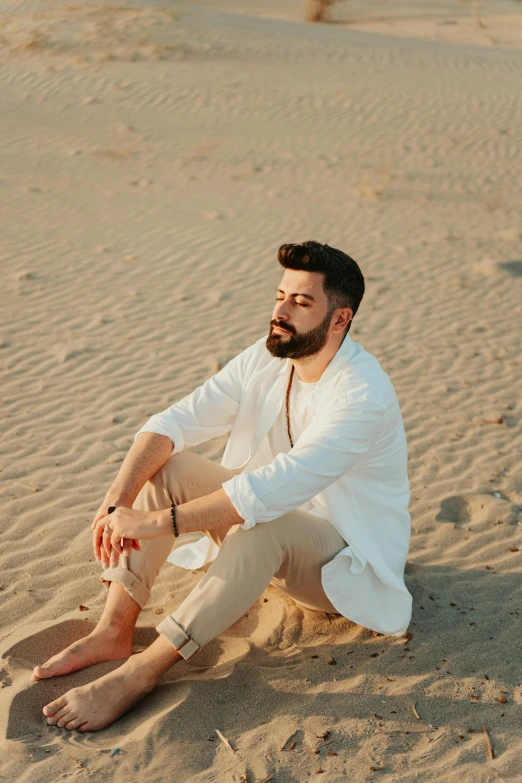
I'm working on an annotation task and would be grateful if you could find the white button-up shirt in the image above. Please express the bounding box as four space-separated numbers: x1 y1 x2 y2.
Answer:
134 333 412 636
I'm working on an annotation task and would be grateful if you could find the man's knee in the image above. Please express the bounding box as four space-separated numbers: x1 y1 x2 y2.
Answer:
153 450 198 483
145 450 201 498
132 453 195 511
143 450 223 511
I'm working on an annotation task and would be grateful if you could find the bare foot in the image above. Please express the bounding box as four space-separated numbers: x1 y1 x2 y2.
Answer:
42 655 155 732
31 628 132 682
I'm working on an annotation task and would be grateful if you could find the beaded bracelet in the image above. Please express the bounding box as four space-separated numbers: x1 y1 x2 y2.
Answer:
170 502 179 537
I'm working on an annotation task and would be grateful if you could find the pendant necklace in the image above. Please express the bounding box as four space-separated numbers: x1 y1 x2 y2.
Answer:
285 364 295 448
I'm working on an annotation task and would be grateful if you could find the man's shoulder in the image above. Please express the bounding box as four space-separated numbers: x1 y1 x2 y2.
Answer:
349 340 386 375
336 340 397 405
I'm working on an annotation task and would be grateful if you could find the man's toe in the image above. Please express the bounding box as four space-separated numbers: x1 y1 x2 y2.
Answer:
34 662 59 680
65 718 85 731
47 708 70 726
43 696 67 717
56 712 74 728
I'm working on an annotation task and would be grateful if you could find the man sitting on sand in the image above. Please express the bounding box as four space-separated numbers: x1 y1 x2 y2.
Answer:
32 240 412 732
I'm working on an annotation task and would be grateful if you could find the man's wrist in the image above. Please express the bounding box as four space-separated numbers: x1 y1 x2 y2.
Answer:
158 507 180 537
105 487 136 508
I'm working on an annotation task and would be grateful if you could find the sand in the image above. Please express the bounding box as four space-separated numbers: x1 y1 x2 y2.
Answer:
1 0 521 781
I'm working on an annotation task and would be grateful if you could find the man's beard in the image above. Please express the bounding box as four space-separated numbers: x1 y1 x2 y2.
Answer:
266 307 334 360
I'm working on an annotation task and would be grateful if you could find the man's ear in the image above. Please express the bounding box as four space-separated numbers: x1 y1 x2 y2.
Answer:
333 308 353 332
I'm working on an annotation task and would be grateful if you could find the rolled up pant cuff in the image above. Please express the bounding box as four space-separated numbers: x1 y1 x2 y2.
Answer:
100 565 151 610
156 616 200 661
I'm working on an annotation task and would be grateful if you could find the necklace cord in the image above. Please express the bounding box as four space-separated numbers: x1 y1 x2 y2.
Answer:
285 365 295 448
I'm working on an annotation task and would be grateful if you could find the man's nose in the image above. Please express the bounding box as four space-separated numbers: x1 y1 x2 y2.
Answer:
273 301 290 321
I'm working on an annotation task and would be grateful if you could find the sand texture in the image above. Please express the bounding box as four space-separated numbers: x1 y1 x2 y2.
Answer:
1 1 521 781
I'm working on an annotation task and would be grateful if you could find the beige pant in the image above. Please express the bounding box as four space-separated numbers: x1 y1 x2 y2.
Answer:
100 451 346 661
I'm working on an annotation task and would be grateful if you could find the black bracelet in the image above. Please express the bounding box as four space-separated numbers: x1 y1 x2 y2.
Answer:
170 502 179 537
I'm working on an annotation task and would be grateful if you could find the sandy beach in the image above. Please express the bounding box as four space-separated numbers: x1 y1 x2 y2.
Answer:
1 1 521 780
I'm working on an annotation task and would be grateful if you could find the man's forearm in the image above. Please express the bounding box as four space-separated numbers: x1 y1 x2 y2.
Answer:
156 488 244 537
107 432 174 506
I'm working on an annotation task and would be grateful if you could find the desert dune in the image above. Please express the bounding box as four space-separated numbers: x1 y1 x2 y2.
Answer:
1 1 521 781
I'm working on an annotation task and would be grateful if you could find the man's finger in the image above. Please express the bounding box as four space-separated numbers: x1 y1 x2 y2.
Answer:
102 526 114 567
93 521 106 561
100 531 110 568
109 536 121 568
104 525 114 559
99 519 113 559
110 531 124 556
91 505 110 531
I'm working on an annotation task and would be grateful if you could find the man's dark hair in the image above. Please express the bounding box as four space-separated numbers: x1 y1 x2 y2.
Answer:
277 240 365 334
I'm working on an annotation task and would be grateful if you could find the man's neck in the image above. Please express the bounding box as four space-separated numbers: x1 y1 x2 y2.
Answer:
292 334 347 383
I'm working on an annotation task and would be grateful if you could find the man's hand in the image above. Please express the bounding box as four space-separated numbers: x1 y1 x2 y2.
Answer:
93 507 168 568
89 433 175 568
91 500 141 569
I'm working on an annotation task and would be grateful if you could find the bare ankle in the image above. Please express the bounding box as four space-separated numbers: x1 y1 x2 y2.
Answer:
95 583 141 640
94 620 134 641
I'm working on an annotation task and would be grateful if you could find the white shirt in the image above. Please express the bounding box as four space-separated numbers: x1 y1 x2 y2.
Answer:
268 372 317 457
265 373 319 515
134 333 412 636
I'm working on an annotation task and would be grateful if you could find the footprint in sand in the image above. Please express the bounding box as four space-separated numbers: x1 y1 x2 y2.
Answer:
436 493 521 531
474 259 522 278
498 260 522 277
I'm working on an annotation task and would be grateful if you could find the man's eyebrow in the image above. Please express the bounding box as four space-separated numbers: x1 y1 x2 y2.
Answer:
277 289 315 302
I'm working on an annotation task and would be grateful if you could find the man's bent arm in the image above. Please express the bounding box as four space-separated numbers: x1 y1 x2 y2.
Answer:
106 432 174 506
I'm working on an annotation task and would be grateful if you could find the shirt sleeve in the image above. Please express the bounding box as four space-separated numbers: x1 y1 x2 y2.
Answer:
134 346 249 455
222 392 386 530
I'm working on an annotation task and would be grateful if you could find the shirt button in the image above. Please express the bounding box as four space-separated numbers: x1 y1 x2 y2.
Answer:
253 436 260 443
